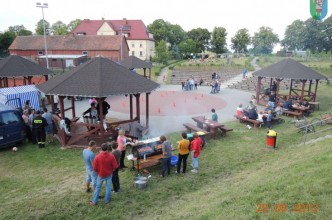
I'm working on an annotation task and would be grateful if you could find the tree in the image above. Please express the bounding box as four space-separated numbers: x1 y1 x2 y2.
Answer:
147 19 186 46
231 28 251 53
147 19 170 45
154 40 170 64
187 28 210 52
281 20 305 51
321 14 332 52
302 18 324 53
0 31 16 53
178 39 197 58
210 27 227 54
51 21 68 35
251 26 279 54
35 19 51 35
8 25 32 36
67 19 81 32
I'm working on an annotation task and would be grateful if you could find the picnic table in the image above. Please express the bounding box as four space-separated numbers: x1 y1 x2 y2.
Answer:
192 116 232 139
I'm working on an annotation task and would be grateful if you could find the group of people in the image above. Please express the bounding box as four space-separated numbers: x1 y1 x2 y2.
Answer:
83 130 205 206
181 77 198 91
22 100 55 148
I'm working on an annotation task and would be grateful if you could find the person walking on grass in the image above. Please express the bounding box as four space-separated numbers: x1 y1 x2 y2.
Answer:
191 133 203 173
160 135 173 177
110 141 121 193
83 140 97 193
42 108 55 144
177 132 190 174
90 143 118 206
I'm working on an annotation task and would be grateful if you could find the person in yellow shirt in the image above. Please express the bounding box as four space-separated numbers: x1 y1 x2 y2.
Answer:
177 132 191 174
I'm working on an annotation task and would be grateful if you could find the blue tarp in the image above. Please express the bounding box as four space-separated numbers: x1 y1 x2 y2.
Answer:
0 85 41 110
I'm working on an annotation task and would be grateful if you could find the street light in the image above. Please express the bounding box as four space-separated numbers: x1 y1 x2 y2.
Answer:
36 2 49 69
119 26 124 61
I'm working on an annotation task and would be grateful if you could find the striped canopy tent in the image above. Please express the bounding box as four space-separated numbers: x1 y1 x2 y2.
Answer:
120 55 153 79
0 85 41 110
0 55 52 88
252 58 327 104
36 57 159 147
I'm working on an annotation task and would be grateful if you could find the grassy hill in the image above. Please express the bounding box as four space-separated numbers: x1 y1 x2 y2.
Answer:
0 117 331 219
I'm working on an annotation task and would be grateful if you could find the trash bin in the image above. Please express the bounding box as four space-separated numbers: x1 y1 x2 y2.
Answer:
266 130 277 148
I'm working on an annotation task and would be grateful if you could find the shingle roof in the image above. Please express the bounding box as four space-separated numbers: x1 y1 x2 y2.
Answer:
36 57 159 97
72 19 153 40
9 35 123 51
253 58 327 80
120 56 153 69
0 55 52 77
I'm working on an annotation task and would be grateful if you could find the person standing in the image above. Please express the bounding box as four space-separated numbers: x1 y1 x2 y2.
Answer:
110 141 121 193
90 143 118 206
117 129 130 170
160 135 172 177
53 95 59 112
191 133 203 173
42 108 54 144
32 110 48 148
211 108 218 122
177 132 190 174
83 140 97 193
96 98 110 120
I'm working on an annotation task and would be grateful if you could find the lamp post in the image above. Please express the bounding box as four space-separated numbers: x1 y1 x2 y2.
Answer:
119 26 124 61
36 2 49 69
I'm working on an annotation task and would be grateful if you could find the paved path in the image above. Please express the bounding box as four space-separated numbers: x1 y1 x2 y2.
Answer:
60 59 261 137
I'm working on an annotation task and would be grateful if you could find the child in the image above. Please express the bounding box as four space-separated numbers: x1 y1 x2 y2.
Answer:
110 141 121 192
236 104 244 118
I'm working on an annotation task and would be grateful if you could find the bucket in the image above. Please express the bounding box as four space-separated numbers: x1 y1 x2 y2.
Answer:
83 116 89 123
135 180 147 189
171 155 178 166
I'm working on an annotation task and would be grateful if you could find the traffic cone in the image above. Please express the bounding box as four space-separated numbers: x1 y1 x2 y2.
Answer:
173 102 176 107
157 107 161 113
122 101 126 108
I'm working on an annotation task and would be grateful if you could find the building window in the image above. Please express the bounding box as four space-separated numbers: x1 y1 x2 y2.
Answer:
38 51 43 55
131 43 135 48
140 51 143 57
82 51 88 55
140 43 143 48
132 51 135 56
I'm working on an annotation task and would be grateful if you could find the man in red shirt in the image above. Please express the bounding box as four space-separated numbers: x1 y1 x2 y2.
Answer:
90 143 118 205
191 133 203 173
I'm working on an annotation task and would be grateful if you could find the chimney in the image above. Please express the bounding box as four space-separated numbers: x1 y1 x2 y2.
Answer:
122 18 127 25
102 17 104 21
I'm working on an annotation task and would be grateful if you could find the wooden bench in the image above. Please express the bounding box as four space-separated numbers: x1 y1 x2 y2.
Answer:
183 123 210 136
234 115 262 128
283 110 303 119
218 126 233 136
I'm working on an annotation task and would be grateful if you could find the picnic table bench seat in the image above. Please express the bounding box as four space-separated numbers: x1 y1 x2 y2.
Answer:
283 110 303 119
183 123 210 136
218 126 233 136
234 115 262 128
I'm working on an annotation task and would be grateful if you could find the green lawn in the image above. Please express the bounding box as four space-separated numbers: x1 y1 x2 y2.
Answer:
0 57 331 219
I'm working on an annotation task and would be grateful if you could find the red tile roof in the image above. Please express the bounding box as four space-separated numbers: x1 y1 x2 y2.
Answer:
9 35 125 51
72 19 153 41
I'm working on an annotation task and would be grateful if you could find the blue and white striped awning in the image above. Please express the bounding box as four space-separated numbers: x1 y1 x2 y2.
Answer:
0 85 41 110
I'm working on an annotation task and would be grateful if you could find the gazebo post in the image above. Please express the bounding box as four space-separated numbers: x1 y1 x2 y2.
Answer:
146 93 150 128
71 97 76 118
308 80 312 97
269 78 273 90
59 96 65 119
149 68 151 79
129 94 133 120
300 80 307 101
134 94 141 122
27 76 32 84
143 68 147 78
44 75 49 81
276 78 281 104
289 79 293 98
4 77 8 87
313 79 319 101
0 78 2 88
256 77 261 104
97 98 104 132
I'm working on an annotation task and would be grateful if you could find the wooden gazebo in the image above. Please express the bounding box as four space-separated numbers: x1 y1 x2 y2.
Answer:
36 57 159 147
0 55 52 87
120 55 153 79
253 59 327 105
